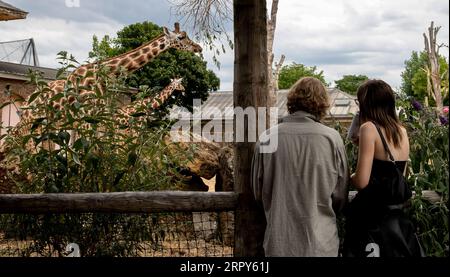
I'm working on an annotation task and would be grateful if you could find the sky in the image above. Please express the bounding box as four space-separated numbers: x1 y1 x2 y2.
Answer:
0 0 448 91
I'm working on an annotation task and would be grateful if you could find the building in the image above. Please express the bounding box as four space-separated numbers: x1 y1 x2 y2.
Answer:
0 61 58 133
0 0 27 21
169 88 359 141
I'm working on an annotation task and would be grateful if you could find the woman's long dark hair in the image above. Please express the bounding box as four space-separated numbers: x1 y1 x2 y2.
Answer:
357 79 403 147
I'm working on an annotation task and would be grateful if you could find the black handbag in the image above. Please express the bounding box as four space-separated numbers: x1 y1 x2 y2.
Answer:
343 124 424 257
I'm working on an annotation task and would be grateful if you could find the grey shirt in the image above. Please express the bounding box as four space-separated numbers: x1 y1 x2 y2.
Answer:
251 111 349 257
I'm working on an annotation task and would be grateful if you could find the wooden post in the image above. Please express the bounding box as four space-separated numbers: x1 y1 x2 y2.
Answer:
233 0 268 257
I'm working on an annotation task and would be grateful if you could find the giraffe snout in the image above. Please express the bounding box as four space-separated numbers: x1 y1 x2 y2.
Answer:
194 45 203 53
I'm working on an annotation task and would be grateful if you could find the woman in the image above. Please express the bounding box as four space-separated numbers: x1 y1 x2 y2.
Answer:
343 79 423 257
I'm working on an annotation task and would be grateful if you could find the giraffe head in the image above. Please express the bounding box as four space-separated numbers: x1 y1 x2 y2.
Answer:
163 23 203 54
170 78 186 96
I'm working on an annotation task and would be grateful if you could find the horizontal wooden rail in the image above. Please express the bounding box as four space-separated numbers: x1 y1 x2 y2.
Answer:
0 190 442 214
348 190 442 203
0 192 239 214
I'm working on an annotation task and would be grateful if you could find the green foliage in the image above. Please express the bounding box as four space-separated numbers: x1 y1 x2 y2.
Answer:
90 21 220 114
334 75 369 96
3 55 188 194
0 53 196 256
278 62 329 89
399 102 449 195
401 51 449 106
90 35 116 61
397 96 449 256
401 51 427 98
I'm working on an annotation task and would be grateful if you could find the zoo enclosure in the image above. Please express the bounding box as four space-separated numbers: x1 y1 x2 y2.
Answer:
0 191 238 257
0 190 442 257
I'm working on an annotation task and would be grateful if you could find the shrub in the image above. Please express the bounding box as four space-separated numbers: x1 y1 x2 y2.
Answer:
398 97 449 257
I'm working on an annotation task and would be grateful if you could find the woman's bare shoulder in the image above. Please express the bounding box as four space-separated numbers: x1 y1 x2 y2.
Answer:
400 125 410 142
360 121 377 133
400 125 408 134
359 122 378 140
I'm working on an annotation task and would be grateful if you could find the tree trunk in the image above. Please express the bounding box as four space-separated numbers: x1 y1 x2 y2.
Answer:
274 54 285 91
423 21 443 112
267 0 280 118
233 0 268 257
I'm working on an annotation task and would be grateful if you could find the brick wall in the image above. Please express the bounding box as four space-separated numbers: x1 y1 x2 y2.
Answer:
0 78 37 126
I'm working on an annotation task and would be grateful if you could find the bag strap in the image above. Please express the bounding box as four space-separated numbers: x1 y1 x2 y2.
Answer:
373 123 396 162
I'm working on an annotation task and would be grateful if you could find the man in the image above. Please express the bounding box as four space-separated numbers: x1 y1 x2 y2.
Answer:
251 77 349 257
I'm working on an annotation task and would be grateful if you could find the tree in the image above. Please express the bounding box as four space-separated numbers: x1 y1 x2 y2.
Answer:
90 21 220 114
423 22 448 112
278 63 328 89
233 0 268 257
335 75 369 95
401 51 427 98
401 50 449 106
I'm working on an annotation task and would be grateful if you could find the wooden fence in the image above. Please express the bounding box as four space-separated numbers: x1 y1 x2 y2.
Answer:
0 190 443 257
0 190 441 214
0 192 239 214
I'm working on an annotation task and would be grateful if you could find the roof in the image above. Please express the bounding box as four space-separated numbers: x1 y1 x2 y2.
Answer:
0 60 58 81
0 0 28 21
170 88 359 120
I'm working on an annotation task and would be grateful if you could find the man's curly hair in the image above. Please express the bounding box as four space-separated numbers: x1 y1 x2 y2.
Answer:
287 77 330 120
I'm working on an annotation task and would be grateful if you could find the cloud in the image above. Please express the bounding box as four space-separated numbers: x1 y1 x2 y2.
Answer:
0 15 123 67
6 0 173 25
2 0 449 91
273 0 449 88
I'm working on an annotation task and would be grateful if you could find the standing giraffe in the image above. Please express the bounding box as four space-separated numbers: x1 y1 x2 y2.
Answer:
116 78 185 128
1 23 201 151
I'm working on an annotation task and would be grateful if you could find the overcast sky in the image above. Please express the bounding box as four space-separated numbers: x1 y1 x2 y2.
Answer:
0 0 448 91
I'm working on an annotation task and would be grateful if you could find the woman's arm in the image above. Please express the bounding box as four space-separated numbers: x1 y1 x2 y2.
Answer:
351 122 376 190
347 112 361 145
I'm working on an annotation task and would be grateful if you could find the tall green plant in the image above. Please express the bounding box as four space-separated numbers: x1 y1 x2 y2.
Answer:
398 96 449 257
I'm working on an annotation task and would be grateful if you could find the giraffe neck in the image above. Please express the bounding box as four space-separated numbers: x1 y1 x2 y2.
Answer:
116 83 180 128
107 34 172 74
140 85 177 110
71 34 171 81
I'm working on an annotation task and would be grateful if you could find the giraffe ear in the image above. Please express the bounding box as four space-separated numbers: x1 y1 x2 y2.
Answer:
163 27 170 36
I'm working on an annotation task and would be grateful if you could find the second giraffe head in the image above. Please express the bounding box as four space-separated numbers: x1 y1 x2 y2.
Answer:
171 78 186 96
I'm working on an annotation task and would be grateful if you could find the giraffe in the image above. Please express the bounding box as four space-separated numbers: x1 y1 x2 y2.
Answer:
1 22 201 152
0 23 201 192
116 78 185 128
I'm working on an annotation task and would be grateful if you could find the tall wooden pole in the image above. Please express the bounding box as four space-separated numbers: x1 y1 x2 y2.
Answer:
233 0 268 257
